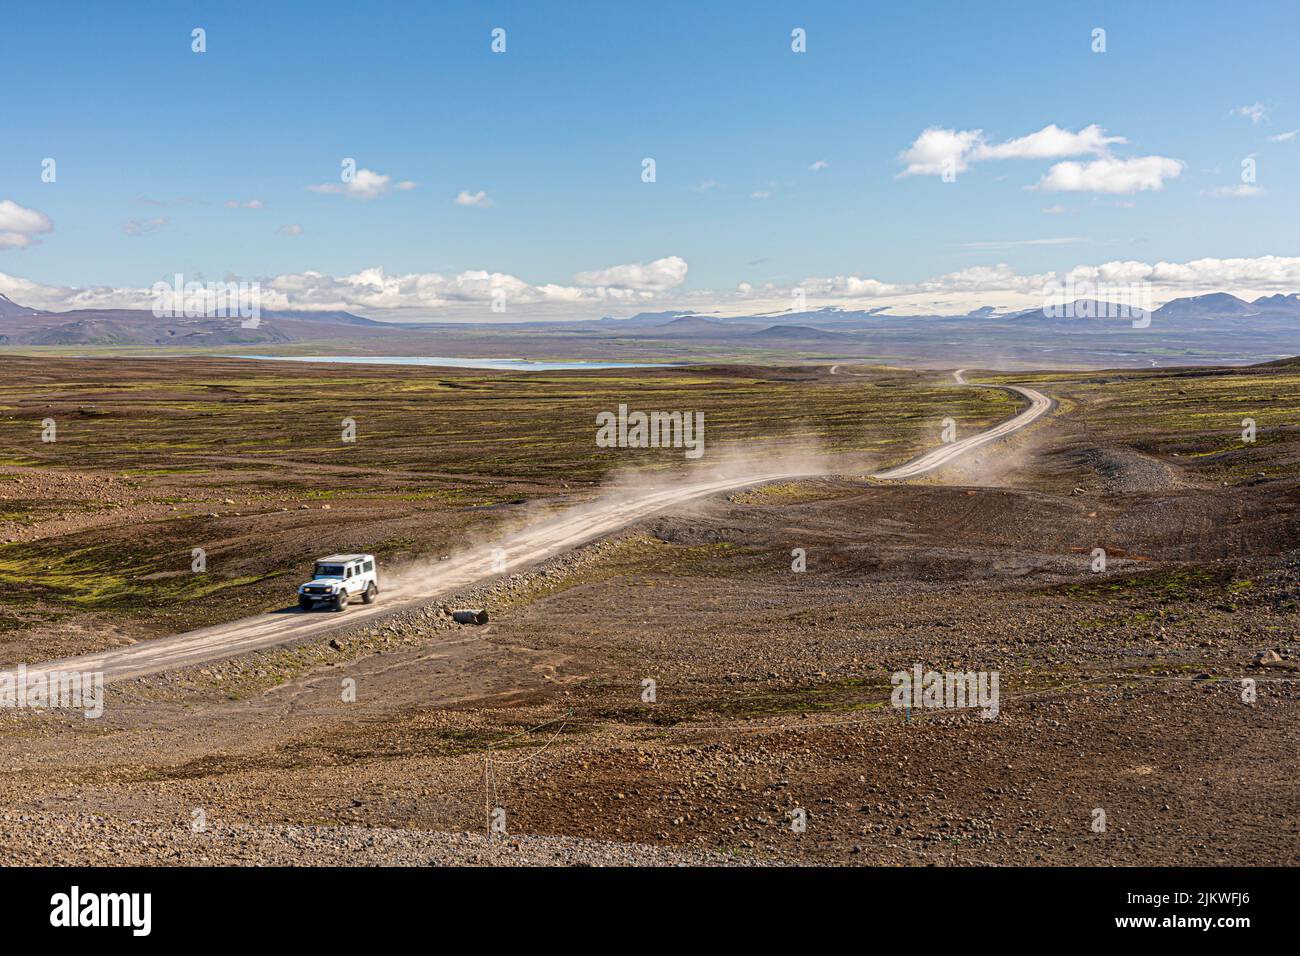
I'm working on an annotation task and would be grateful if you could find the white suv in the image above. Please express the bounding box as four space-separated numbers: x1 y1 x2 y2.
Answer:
298 553 379 612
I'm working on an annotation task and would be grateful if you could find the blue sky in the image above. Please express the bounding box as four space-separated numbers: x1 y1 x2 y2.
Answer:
3 0 1299 318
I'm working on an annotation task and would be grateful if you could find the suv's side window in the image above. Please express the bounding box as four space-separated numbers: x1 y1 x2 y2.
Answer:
364 561 374 573
345 567 353 578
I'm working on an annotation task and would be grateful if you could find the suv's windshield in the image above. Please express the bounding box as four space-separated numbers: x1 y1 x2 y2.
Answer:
314 564 345 577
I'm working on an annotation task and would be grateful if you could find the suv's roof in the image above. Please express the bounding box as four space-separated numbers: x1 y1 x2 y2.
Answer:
316 553 373 563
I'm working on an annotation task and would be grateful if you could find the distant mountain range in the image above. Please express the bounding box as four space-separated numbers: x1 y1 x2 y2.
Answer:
1 290 1298 367
0 293 383 347
620 293 1300 327
0 293 45 319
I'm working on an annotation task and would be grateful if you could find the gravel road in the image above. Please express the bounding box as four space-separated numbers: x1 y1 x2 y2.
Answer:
18 370 1048 683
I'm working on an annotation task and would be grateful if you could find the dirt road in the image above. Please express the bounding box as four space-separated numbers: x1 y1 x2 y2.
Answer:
869 369 1053 480
19 370 1050 683
19 468 815 683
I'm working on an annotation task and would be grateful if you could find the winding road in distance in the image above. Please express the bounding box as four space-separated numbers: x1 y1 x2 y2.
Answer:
869 369 1054 480
18 367 1052 683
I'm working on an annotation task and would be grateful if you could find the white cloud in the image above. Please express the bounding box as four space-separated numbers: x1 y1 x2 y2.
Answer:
897 127 985 177
308 168 414 200
1232 102 1269 124
793 255 1300 311
800 275 903 298
224 199 264 209
1034 155 1183 194
1208 184 1264 198
729 254 1300 319
122 217 169 237
260 260 688 312
976 124 1125 161
0 255 692 317
897 124 1181 195
1041 205 1069 214
1268 129 1298 143
573 256 688 291
277 223 304 236
750 190 773 199
454 190 492 208
808 160 828 171
695 179 718 192
0 200 54 250
898 124 1123 177
1069 255 1300 293
9 253 1300 321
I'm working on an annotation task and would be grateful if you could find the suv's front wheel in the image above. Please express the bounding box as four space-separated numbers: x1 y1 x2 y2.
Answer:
362 582 378 604
299 595 312 611
333 592 349 612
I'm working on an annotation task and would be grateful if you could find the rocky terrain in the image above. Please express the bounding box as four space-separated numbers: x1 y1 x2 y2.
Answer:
0 355 1296 866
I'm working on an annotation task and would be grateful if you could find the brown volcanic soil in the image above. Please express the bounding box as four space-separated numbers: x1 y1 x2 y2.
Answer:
0 357 1297 866
0 355 1009 663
